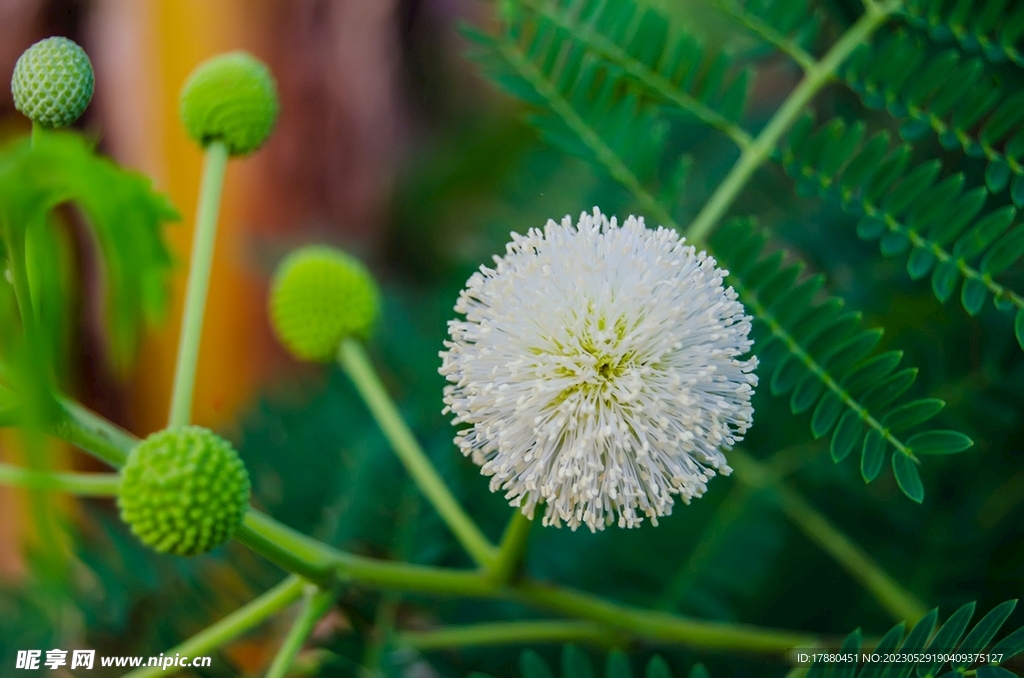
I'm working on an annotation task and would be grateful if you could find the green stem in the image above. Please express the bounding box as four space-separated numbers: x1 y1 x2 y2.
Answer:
513 581 820 654
729 450 927 625
395 620 620 650
167 141 230 427
237 510 497 598
265 585 337 678
488 510 533 585
773 483 927 624
5 149 64 573
122 575 306 678
48 397 132 467
52 395 837 657
0 462 120 496
684 0 901 247
337 338 496 567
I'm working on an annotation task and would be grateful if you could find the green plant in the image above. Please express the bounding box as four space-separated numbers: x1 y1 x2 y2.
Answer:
2 2 1024 676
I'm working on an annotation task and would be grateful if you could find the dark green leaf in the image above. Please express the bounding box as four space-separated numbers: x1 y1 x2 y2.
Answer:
907 430 973 455
991 625 1024 662
917 601 975 678
861 429 887 482
832 410 864 462
563 645 595 678
522 651 555 678
892 453 924 503
881 399 945 432
645 656 672 678
953 600 1018 670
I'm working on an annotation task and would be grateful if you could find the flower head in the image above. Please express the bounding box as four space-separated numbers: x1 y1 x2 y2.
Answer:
119 426 250 556
179 51 279 156
12 37 94 129
269 245 380 361
439 208 758 531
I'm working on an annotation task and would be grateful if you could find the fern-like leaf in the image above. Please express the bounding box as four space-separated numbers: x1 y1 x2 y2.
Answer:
899 0 1024 70
708 0 820 70
467 17 969 500
805 599 1023 677
782 115 1024 349
710 218 969 501
487 0 754 149
843 31 1024 205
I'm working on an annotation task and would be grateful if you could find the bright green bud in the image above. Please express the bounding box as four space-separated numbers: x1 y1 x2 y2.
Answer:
179 51 279 156
270 246 381 362
118 426 250 557
11 37 94 129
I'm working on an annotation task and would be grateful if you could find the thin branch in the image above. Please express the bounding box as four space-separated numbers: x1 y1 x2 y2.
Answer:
0 463 120 496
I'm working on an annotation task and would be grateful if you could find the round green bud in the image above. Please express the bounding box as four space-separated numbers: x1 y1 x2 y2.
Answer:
270 246 381 362
118 426 251 557
179 51 279 156
11 37 94 129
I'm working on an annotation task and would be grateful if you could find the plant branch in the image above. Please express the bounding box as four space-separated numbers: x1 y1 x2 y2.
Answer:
395 620 620 650
168 140 230 427
730 449 928 625
685 0 902 247
122 575 306 678
518 0 755 151
0 462 120 496
708 0 817 71
337 338 497 568
50 399 835 657
489 510 534 585
265 584 338 678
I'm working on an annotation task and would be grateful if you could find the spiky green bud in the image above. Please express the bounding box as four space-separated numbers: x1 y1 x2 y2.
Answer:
11 37 94 128
179 51 279 156
118 426 250 557
269 246 381 362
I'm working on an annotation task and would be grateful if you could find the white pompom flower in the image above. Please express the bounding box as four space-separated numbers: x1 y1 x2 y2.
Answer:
439 208 758 532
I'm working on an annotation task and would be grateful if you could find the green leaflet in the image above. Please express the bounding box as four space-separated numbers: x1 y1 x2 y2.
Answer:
781 115 1024 343
899 0 1024 71
465 0 753 155
0 131 178 374
843 30 1024 206
710 219 967 501
475 648 709 678
465 0 972 502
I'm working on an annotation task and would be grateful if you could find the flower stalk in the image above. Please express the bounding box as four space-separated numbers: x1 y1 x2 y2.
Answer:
0 463 120 495
264 584 338 678
167 140 229 427
122 575 306 678
337 337 497 568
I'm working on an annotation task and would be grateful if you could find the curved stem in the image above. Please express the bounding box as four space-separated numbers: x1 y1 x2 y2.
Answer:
168 141 229 427
122 575 306 678
729 450 927 625
684 0 901 247
49 398 132 468
489 510 533 585
337 338 496 568
513 581 819 654
0 463 120 496
395 620 620 650
265 585 337 678
52 393 835 658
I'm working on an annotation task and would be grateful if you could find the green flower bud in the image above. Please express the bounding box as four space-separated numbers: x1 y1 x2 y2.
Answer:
270 246 381 362
118 426 250 557
179 51 279 156
11 37 94 129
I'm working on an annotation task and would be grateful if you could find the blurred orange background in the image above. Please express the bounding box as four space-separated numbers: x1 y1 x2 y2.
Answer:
0 0 430 580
